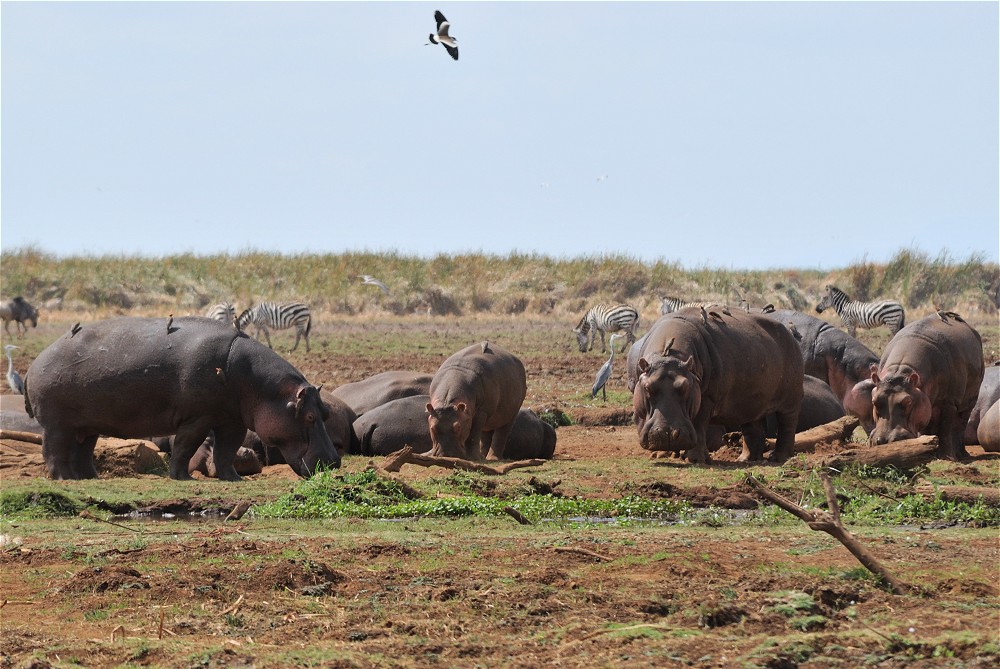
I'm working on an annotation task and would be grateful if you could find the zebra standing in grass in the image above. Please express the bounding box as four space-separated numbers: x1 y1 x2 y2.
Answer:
815 285 905 338
204 301 236 323
574 303 640 353
236 302 312 352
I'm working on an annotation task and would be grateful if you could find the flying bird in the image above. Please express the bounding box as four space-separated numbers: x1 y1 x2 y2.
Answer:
358 275 390 295
4 344 24 395
427 10 458 60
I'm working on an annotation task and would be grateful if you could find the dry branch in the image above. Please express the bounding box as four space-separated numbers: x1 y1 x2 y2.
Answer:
0 429 42 444
503 506 532 525
812 435 938 470
788 416 860 453
746 473 910 595
914 484 1000 506
379 446 545 475
552 546 613 562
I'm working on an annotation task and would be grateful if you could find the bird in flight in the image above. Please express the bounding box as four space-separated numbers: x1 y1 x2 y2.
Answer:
428 10 458 60
358 275 390 295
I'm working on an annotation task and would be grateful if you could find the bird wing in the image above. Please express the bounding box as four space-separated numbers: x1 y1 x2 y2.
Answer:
435 11 450 35
444 43 458 60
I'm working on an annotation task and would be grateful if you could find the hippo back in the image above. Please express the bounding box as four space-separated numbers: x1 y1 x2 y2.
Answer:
965 363 1000 445
330 371 433 416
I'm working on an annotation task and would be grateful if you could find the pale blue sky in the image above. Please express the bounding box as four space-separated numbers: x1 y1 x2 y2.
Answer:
2 1 997 269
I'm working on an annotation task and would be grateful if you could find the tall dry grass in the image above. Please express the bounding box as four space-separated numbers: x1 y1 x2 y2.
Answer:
2 246 997 324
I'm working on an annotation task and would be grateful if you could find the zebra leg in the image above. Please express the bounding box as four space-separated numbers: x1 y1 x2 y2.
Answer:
598 329 607 354
261 326 273 349
847 322 857 338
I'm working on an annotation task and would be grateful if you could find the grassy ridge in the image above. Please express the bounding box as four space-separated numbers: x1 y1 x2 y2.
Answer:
2 246 997 320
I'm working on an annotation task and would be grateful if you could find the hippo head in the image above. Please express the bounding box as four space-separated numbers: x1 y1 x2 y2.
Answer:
846 378 877 434
868 368 933 446
255 385 341 476
633 354 703 454
426 401 473 459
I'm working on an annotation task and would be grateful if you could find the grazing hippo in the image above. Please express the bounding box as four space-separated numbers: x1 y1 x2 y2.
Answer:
977 400 1000 452
188 438 263 478
0 394 42 435
330 371 433 417
868 313 984 461
630 307 803 463
761 309 880 433
964 363 1000 446
24 316 340 481
248 390 360 465
353 395 556 459
426 342 527 460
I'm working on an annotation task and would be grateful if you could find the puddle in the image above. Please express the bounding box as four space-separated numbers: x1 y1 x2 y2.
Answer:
114 509 229 523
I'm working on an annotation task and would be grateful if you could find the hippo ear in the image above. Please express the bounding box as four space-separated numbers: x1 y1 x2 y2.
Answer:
869 364 880 384
456 402 467 414
682 355 694 370
908 372 921 390
425 403 436 416
638 358 651 373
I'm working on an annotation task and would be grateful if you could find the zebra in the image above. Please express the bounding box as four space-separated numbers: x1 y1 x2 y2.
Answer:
573 303 640 353
236 302 312 352
204 301 237 323
815 285 905 338
660 296 724 316
0 296 39 338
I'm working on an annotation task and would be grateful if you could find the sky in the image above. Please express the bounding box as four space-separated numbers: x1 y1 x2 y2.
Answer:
1 1 997 270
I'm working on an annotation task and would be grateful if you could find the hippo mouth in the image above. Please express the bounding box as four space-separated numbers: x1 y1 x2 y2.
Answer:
638 416 697 453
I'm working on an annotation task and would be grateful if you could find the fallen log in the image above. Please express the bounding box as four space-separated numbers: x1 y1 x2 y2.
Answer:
379 446 545 475
791 415 860 453
812 435 938 470
746 473 910 595
365 461 425 500
914 484 1000 507
0 429 42 445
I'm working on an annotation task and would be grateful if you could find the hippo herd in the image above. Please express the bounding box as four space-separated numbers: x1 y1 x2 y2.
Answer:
6 301 999 481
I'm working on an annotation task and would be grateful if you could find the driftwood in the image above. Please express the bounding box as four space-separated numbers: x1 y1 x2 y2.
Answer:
379 446 545 475
789 415 860 453
0 429 42 444
552 546 613 562
746 473 910 595
503 506 532 525
914 484 1000 507
812 435 938 470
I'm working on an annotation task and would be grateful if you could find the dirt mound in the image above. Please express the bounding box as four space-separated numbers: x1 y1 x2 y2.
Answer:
61 565 149 594
258 559 346 596
634 481 759 509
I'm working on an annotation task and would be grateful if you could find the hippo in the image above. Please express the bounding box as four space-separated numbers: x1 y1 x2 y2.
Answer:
353 395 556 459
765 375 846 436
629 307 803 463
868 313 984 461
24 316 340 481
247 390 360 465
426 342 527 460
761 309 880 433
188 439 263 478
977 400 999 452
330 371 433 417
964 363 1000 446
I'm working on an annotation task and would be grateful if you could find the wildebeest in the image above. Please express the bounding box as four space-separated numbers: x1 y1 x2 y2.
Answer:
0 297 39 338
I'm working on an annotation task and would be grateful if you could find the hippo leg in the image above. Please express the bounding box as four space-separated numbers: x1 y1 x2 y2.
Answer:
72 435 100 479
169 421 214 480
463 415 488 461
210 423 250 482
767 409 799 463
41 427 81 480
738 421 768 462
936 405 970 462
484 421 515 461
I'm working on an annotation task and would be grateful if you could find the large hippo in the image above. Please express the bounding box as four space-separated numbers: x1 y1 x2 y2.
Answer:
630 307 803 463
761 309 880 432
24 316 340 481
868 313 984 461
353 395 556 459
426 342 527 460
977 400 999 452
330 371 433 417
964 363 1000 446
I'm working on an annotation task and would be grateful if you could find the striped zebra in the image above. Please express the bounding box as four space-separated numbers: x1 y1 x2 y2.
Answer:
815 285 905 338
660 296 723 315
236 302 312 352
204 301 236 323
574 303 640 353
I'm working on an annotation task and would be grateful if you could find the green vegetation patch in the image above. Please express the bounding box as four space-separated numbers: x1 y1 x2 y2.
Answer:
254 468 690 521
0 490 81 518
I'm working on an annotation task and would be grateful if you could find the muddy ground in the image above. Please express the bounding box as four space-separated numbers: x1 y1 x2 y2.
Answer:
1 315 998 668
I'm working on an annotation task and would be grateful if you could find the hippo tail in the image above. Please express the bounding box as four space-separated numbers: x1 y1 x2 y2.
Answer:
23 376 34 418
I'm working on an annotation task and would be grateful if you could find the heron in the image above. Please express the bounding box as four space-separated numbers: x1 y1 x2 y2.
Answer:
358 275 390 295
427 10 459 60
4 344 24 395
591 334 624 400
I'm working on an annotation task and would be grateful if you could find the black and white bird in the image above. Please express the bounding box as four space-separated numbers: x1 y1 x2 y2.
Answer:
427 10 458 60
4 344 24 395
358 275 390 295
